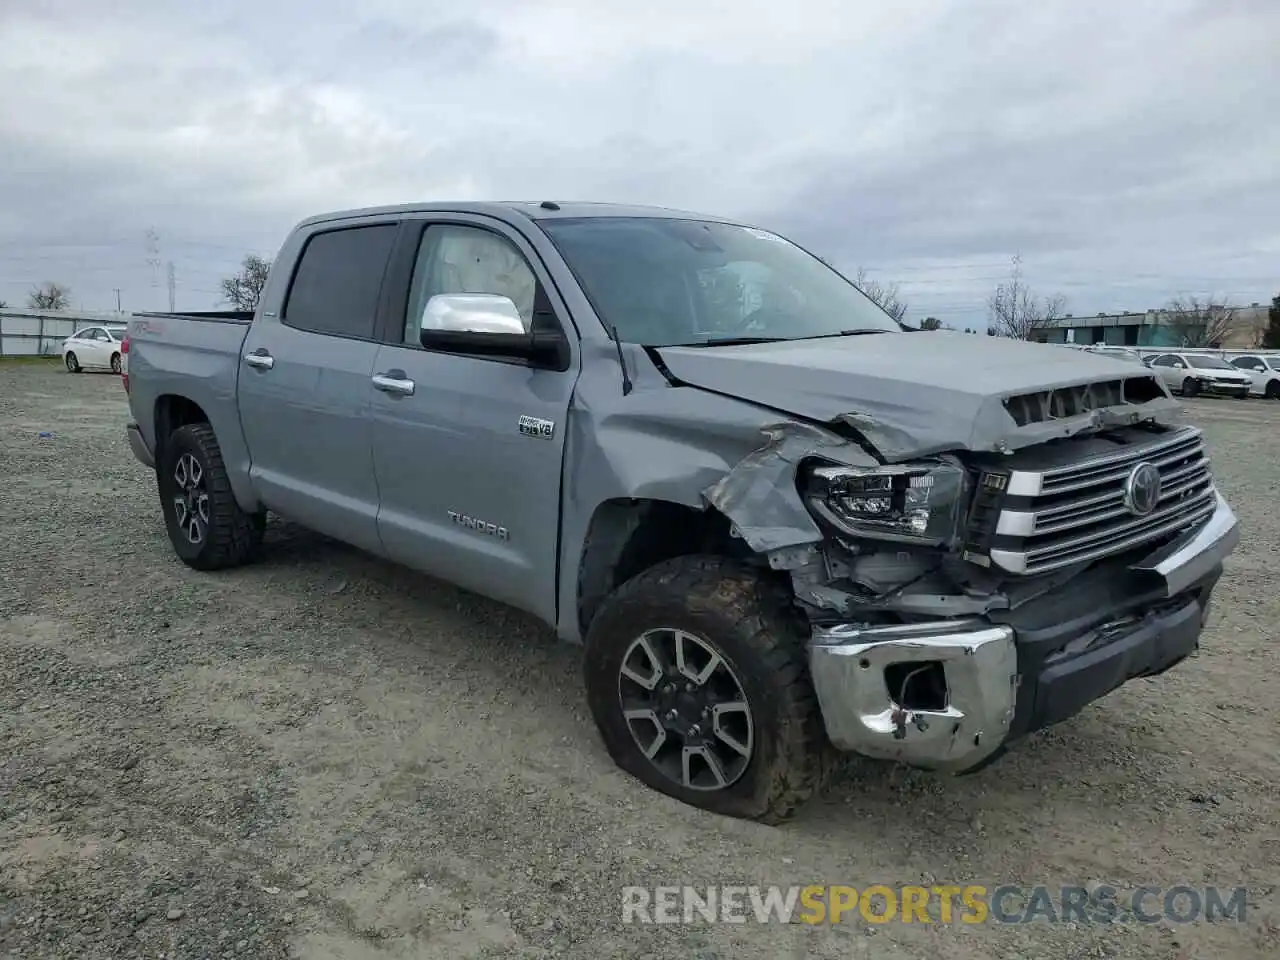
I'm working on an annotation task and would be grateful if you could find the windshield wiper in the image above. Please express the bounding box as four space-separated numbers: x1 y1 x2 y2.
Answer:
807 329 892 339
678 336 785 347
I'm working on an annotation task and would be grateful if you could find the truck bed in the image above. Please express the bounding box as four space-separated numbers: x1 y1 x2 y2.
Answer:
132 310 255 324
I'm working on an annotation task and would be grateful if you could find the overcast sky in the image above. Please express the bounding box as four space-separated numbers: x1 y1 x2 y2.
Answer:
1 0 1277 327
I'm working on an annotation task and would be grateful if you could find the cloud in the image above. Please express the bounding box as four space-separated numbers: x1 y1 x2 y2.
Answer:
1 0 1276 321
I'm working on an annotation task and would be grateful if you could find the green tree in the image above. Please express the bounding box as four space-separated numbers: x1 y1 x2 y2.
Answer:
1263 295 1280 349
919 316 942 330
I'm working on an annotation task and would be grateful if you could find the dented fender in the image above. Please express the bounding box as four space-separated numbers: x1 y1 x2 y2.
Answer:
701 420 877 554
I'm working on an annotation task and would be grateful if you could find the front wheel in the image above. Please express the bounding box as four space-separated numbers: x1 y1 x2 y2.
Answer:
583 555 832 824
1182 378 1201 397
157 423 265 570
1265 381 1280 400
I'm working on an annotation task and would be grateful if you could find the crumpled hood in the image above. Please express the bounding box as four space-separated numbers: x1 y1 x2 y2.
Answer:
654 331 1182 461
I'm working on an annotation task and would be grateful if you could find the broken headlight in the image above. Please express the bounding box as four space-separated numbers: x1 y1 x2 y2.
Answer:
802 459 969 547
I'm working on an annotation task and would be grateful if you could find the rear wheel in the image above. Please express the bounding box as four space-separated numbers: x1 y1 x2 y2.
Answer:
110 352 122 374
65 352 81 373
583 555 834 824
157 423 264 570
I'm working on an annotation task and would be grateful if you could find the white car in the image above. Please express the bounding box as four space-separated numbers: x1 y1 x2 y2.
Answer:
1146 351 1252 398
1227 353 1280 399
1084 345 1145 364
62 325 128 374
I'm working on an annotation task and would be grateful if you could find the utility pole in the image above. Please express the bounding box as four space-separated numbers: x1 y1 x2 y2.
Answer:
167 262 176 312
113 288 122 312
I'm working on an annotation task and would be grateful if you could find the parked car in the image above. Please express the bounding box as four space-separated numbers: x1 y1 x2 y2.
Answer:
1227 353 1280 399
62 325 128 373
1084 345 1145 364
120 201 1240 822
1145 352 1252 398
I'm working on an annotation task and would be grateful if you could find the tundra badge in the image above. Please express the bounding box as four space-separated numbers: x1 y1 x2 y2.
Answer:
518 415 555 440
447 511 510 541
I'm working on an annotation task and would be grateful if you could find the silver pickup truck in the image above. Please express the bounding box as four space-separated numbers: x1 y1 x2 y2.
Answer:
122 201 1240 823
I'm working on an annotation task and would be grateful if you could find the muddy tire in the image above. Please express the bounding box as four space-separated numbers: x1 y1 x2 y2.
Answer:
583 554 834 824
157 423 264 571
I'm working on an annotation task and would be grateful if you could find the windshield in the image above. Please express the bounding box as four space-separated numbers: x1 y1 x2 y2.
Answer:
537 217 903 346
1187 355 1232 370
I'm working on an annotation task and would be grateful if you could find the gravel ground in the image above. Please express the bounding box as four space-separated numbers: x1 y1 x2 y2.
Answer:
1 360 1277 960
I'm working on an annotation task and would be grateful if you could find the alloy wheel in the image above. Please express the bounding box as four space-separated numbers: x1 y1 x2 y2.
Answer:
172 452 210 545
617 627 755 791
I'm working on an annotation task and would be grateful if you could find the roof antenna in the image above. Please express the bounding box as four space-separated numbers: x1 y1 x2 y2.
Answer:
610 325 633 396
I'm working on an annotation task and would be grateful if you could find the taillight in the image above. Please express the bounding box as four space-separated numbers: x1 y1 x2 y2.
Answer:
120 335 130 393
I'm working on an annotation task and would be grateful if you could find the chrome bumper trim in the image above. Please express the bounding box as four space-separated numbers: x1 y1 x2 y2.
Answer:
809 619 1017 772
1130 492 1238 597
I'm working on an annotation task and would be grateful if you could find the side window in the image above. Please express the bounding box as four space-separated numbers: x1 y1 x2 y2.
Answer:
283 224 398 338
80 328 101 341
1233 357 1260 370
1151 355 1172 366
404 225 537 345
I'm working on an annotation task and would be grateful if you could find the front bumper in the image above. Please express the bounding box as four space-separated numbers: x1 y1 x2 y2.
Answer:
1199 381 1250 397
126 422 154 469
809 493 1239 772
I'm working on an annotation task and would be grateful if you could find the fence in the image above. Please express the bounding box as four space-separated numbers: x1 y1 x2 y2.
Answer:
0 309 128 357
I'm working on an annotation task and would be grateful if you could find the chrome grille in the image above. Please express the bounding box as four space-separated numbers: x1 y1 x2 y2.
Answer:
989 427 1216 575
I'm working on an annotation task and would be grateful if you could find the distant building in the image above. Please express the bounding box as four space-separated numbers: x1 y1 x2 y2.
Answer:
1032 303 1270 349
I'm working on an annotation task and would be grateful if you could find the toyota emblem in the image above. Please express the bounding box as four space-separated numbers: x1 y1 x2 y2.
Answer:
1122 462 1162 516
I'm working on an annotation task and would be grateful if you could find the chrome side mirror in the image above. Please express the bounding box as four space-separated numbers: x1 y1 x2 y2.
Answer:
421 293 528 336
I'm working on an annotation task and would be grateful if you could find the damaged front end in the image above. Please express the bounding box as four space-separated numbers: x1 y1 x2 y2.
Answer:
703 405 1239 774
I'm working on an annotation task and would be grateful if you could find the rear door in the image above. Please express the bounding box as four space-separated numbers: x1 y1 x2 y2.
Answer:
80 327 110 367
1148 354 1183 391
236 220 399 555
366 216 579 623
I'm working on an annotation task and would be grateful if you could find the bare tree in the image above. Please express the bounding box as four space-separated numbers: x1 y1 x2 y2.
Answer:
27 282 71 311
1157 296 1235 348
220 254 273 311
0 300 8 309
853 267 908 322
987 256 1066 339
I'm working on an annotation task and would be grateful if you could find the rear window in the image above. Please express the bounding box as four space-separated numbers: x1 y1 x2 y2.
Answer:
283 224 398 338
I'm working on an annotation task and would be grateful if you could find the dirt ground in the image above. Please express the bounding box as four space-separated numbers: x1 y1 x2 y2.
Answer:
1 360 1276 960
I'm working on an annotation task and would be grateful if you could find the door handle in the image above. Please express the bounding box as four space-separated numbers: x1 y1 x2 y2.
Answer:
243 351 274 370
372 371 415 396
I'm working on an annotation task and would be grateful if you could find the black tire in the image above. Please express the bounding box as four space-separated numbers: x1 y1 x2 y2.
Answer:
584 555 833 824
1266 381 1280 400
1182 378 1200 398
157 423 264 571
110 352 122 374
65 352 81 373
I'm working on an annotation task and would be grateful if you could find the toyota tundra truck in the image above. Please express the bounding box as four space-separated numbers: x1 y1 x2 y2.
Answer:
121 201 1240 823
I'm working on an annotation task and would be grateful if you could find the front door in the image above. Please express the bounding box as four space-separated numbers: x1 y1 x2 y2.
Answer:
237 220 399 555
369 217 579 623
